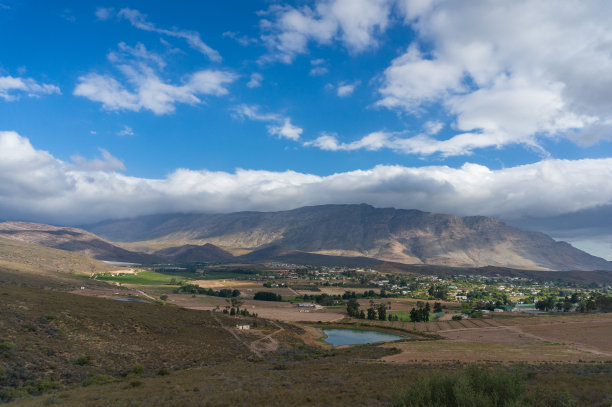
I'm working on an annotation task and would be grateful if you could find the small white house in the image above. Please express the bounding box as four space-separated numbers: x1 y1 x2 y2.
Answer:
236 324 250 330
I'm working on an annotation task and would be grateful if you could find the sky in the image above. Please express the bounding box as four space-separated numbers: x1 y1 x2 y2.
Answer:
1 0 612 259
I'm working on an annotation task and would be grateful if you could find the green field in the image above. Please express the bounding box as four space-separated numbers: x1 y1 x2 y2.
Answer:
96 270 198 285
389 311 437 321
95 269 253 285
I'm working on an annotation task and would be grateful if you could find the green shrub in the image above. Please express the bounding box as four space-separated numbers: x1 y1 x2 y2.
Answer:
73 355 92 366
393 365 528 407
0 339 15 352
82 374 117 386
156 368 171 376
130 364 144 376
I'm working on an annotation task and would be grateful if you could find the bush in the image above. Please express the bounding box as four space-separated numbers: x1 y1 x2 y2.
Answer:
82 374 117 386
157 368 171 376
452 315 463 321
130 364 144 376
393 365 531 407
73 355 92 366
0 340 15 352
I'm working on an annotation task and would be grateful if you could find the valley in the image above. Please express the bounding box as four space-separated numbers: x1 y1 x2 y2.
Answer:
1 207 611 406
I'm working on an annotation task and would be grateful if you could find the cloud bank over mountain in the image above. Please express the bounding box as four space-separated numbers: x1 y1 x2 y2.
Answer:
2 131 611 236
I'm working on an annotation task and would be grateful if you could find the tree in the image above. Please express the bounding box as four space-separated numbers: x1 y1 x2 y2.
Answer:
367 307 377 320
230 297 243 313
377 303 387 321
433 302 442 313
346 298 360 317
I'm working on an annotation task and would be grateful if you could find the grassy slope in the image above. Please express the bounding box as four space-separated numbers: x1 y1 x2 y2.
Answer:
0 237 116 289
0 284 252 402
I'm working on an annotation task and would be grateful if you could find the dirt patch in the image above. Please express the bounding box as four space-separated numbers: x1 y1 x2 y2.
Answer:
380 339 610 364
513 317 612 355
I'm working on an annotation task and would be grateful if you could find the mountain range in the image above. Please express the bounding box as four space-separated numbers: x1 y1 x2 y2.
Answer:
77 204 611 271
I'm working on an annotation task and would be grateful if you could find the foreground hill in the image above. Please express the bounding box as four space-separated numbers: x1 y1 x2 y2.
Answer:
83 204 612 271
0 237 116 289
0 221 159 264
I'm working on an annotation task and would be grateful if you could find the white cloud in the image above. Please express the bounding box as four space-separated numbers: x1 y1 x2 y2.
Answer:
267 118 303 141
3 131 612 225
336 81 360 97
117 8 221 62
375 0 612 155
260 0 392 63
247 73 263 88
233 104 303 141
0 75 60 101
306 131 396 151
74 42 237 115
233 104 281 122
309 66 328 76
116 126 134 137
306 129 536 157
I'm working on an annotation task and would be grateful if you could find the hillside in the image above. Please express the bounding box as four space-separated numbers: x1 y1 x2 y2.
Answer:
0 236 119 290
154 243 234 262
0 221 159 264
82 204 612 271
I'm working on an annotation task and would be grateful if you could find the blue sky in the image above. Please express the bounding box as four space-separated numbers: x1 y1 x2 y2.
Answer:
1 0 612 258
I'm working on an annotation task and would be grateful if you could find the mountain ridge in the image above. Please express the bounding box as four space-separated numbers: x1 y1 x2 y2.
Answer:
81 204 612 271
0 221 160 264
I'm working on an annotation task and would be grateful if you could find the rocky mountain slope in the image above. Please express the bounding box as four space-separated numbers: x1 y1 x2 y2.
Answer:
154 243 234 263
82 204 612 271
0 221 159 264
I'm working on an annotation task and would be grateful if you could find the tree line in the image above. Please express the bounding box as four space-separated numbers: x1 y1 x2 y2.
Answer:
175 284 240 298
253 291 282 301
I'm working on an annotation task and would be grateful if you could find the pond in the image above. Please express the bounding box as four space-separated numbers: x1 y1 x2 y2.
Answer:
323 328 404 346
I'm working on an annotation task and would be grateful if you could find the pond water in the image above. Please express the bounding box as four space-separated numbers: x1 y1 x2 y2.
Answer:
111 297 149 303
323 328 404 346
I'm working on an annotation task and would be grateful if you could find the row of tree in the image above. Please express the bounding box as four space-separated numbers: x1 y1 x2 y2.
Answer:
301 293 342 306
346 298 389 320
253 291 282 301
341 290 397 299
536 293 612 313
175 284 240 297
410 303 430 322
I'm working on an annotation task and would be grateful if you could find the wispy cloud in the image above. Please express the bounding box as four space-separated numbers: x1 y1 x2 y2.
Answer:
70 148 125 171
0 75 60 101
247 73 263 88
74 41 237 115
116 126 134 137
336 81 360 97
116 8 221 62
233 104 303 141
